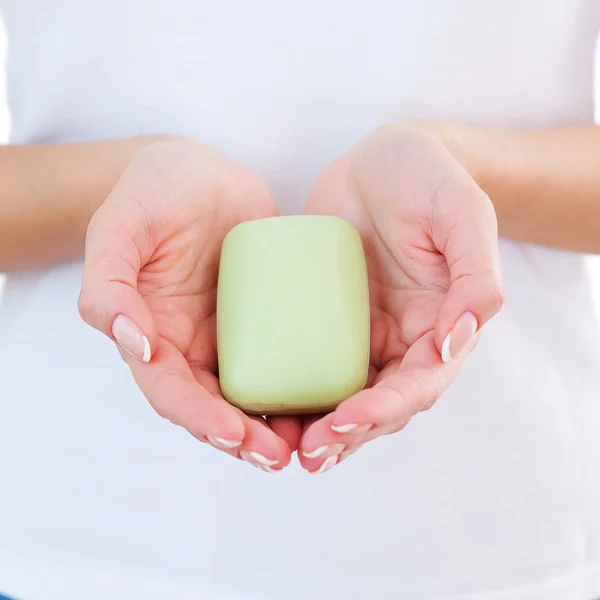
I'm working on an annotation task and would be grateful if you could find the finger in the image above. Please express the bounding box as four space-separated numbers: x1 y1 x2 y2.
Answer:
79 197 157 363
239 416 293 472
193 345 298 465
337 441 365 466
124 336 248 447
336 331 465 430
297 412 350 473
140 344 292 467
266 416 304 453
189 367 292 467
298 331 471 472
431 181 504 362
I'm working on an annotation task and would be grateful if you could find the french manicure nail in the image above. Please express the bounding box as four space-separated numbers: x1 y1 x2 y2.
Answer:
441 311 478 363
240 450 278 467
302 443 345 459
331 423 372 435
331 423 357 433
112 314 151 363
302 445 328 459
312 455 338 474
258 465 277 473
208 436 243 450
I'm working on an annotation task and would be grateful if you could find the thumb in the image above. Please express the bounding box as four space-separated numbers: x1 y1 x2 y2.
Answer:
78 199 157 363
433 182 504 362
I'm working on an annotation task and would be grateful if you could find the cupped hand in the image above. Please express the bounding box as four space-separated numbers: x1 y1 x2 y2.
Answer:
79 138 297 471
297 124 504 473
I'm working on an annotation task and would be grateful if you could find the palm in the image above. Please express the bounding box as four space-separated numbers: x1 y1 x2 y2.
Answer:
306 130 453 386
297 126 502 471
136 192 272 397
82 139 296 468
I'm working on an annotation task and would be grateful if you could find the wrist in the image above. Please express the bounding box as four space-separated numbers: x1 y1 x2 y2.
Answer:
404 120 485 181
406 120 512 224
2 134 177 271
81 134 176 215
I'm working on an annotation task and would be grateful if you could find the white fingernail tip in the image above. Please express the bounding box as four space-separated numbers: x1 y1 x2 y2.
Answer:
208 437 243 449
240 450 278 466
331 423 372 435
441 332 452 363
313 455 338 474
142 335 151 363
258 465 277 473
249 451 278 466
302 445 329 459
331 423 358 433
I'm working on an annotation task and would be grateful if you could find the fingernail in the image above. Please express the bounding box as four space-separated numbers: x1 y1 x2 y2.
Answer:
302 444 328 459
302 443 345 459
240 450 278 467
112 314 151 363
441 311 478 363
331 423 372 435
258 465 277 473
311 455 338 474
208 436 243 450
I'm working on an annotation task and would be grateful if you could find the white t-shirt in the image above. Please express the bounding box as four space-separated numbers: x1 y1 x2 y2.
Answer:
1 1 600 599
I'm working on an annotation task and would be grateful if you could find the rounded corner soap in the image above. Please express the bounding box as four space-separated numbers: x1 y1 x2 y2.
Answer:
216 215 370 415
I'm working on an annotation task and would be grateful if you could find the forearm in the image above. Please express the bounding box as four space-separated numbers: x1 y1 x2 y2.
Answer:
0 136 162 272
432 123 600 254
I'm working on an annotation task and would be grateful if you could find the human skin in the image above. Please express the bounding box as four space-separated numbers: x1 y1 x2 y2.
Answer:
290 124 504 472
0 136 165 272
3 123 600 470
2 124 600 272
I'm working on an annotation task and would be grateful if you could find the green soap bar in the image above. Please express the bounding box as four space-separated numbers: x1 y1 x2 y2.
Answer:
217 215 370 415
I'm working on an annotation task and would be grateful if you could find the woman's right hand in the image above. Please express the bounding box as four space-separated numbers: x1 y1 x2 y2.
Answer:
78 138 296 471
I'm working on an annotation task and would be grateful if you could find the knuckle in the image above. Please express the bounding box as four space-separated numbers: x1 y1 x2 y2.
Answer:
151 401 172 422
411 365 442 413
77 291 98 325
387 417 412 435
419 396 437 412
487 281 506 314
149 368 197 425
152 396 188 425
149 368 181 421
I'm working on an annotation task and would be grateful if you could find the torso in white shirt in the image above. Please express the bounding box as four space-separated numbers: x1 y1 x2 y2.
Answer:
1 1 600 599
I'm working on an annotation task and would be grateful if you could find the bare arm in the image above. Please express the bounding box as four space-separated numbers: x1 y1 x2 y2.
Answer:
3 124 600 272
434 123 600 253
0 136 163 272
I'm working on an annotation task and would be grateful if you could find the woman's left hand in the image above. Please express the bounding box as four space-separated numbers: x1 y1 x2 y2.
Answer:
295 123 504 473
